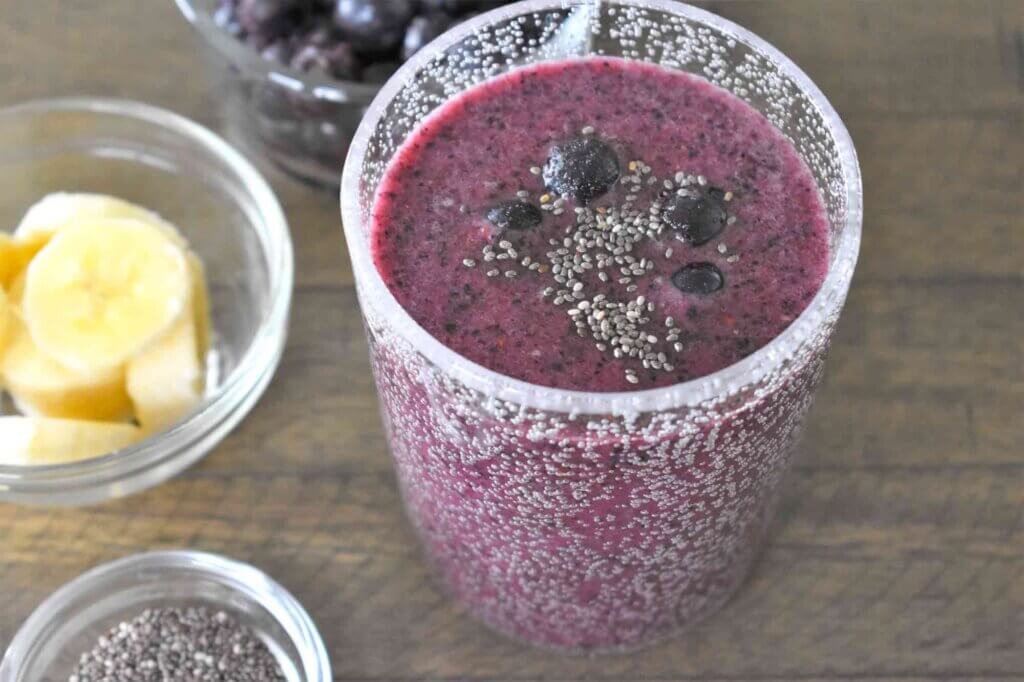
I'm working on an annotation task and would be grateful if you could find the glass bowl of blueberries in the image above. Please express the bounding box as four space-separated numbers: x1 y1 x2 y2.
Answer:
176 0 507 186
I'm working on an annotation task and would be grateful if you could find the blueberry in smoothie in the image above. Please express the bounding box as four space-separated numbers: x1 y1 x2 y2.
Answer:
485 199 543 233
663 187 729 246
542 136 621 202
366 57 832 649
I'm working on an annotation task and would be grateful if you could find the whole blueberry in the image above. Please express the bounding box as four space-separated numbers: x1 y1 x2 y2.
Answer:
261 39 294 65
663 187 728 246
420 0 501 14
543 136 620 202
671 262 724 295
290 42 360 80
333 0 415 52
237 0 302 37
487 200 543 232
301 20 339 47
401 13 452 61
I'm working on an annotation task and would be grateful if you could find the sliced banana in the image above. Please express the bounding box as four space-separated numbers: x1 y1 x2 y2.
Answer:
0 416 141 466
0 233 39 288
187 251 213 360
23 218 191 372
0 287 9 356
16 192 188 250
127 302 204 434
0 312 133 422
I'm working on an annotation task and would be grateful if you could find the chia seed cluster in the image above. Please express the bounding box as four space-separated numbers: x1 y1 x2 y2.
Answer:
467 128 738 384
69 607 285 682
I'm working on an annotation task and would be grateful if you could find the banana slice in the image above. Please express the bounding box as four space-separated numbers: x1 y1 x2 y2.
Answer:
0 234 17 287
0 287 9 356
0 312 133 422
16 192 188 250
23 218 191 372
187 252 213 360
0 233 39 288
0 416 141 466
127 303 204 434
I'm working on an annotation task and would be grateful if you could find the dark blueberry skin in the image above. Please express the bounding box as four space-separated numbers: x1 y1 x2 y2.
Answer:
401 13 452 61
237 0 303 38
542 136 620 202
332 0 415 52
663 187 728 246
300 20 339 47
420 0 503 14
487 200 543 232
260 39 295 65
290 42 359 80
671 263 724 295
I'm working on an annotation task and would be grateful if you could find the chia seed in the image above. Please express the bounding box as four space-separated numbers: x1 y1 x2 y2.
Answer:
68 607 284 682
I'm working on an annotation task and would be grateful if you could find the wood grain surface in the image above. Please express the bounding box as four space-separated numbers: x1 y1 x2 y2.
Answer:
1 0 1022 680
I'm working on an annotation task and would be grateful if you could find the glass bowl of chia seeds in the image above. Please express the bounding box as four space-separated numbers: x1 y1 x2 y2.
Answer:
0 550 331 682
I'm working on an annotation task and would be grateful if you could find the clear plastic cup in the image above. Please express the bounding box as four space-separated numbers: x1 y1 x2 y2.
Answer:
341 0 861 652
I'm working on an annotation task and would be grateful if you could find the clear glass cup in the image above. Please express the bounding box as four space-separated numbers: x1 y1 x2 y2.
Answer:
0 98 293 506
0 550 331 681
341 0 861 652
175 0 382 188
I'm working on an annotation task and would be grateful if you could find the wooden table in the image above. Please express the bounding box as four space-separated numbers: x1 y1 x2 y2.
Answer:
1 1 1021 679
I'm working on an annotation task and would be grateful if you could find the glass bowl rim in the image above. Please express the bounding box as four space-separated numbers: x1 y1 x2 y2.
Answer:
174 0 383 103
0 549 332 682
0 97 294 496
340 0 863 416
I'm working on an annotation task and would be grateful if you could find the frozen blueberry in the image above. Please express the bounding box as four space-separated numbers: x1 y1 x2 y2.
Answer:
401 13 452 61
671 263 724 295
663 187 728 246
300 20 340 47
332 0 415 53
542 136 620 202
237 0 302 37
420 0 502 14
261 39 294 65
487 200 542 232
290 42 359 80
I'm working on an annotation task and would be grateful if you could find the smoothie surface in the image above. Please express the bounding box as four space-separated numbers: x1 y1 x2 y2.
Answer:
371 57 829 391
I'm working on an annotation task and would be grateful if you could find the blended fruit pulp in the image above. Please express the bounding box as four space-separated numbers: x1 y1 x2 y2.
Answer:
372 58 828 391
365 57 831 650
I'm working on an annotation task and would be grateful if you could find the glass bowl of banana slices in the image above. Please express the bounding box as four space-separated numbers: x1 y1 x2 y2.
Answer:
0 98 293 506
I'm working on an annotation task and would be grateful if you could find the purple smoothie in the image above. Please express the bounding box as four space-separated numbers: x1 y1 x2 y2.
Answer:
372 58 828 391
365 57 832 650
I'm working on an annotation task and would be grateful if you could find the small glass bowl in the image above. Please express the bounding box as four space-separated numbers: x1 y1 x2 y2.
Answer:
0 98 293 506
0 550 331 682
175 0 381 188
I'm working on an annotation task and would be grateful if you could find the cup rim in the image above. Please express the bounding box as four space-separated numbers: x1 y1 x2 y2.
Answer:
174 0 382 103
0 550 332 682
340 0 863 416
0 97 294 503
